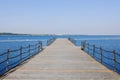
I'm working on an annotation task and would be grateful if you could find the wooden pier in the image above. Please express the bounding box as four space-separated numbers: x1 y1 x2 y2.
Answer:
2 39 120 80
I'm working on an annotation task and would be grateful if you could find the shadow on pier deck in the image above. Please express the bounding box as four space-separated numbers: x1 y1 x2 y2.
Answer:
2 39 120 80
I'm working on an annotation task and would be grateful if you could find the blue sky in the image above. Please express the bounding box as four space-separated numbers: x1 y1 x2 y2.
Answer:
0 0 120 35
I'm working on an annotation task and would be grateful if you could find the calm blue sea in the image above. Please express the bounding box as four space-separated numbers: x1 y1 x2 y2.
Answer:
0 35 120 75
0 35 54 49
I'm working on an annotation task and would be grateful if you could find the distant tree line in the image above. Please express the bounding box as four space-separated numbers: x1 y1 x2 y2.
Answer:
0 33 29 36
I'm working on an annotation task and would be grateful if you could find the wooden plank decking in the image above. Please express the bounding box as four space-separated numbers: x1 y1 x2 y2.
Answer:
2 39 120 80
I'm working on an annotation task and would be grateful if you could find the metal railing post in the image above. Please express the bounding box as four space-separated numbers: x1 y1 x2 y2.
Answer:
29 44 30 57
40 41 43 51
81 41 83 50
100 47 102 63
113 50 116 72
47 40 48 46
38 42 40 52
81 41 82 47
35 44 37 54
6 49 10 71
93 45 95 57
20 46 22 63
88 43 89 54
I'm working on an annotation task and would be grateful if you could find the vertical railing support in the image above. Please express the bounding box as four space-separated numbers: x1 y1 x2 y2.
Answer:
93 45 95 57
38 42 40 52
88 43 89 54
100 47 102 63
6 49 10 71
113 50 116 72
47 40 48 46
81 41 84 50
35 44 37 54
81 41 83 47
20 46 22 63
40 41 43 51
29 44 30 57
81 41 86 51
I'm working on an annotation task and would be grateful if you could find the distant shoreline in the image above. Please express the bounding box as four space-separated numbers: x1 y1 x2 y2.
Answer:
0 33 54 36
0 33 120 36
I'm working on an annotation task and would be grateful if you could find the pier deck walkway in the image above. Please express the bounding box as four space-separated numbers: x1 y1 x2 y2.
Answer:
3 39 120 80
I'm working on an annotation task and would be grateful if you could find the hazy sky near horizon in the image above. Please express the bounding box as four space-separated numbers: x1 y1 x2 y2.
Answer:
0 0 120 35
